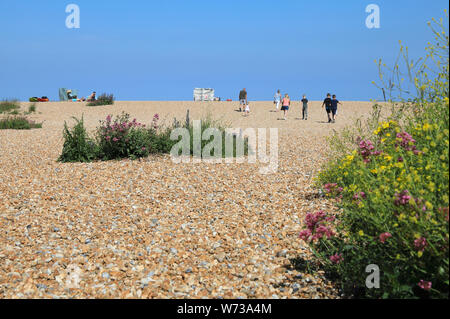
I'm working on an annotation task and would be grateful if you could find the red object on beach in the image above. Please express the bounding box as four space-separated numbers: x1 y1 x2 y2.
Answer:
37 97 49 102
226 99 232 102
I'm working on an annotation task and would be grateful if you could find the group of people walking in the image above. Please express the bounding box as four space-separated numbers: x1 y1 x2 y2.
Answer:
238 88 343 123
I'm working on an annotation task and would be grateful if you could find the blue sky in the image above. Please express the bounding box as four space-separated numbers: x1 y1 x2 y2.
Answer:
0 0 448 101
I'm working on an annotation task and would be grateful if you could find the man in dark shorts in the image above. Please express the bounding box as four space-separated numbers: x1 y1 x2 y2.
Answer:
301 94 309 120
322 93 332 123
239 88 247 112
330 94 342 123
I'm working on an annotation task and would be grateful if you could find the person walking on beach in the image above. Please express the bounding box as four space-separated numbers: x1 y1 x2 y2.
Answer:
274 90 282 111
281 94 291 120
243 102 250 117
239 88 247 112
330 94 342 123
322 93 333 123
301 94 309 120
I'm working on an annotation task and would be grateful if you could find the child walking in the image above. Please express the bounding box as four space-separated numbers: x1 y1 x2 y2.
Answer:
243 102 250 117
281 94 290 120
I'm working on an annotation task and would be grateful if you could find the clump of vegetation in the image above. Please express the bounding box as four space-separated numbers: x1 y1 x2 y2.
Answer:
299 13 449 299
0 116 42 130
0 100 20 114
59 116 98 163
184 115 250 158
59 111 250 162
28 104 37 113
87 93 115 107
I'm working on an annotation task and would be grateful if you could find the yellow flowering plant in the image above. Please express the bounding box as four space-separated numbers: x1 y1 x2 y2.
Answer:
302 13 449 299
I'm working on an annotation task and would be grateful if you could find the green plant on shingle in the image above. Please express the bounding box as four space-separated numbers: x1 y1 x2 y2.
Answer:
184 115 250 158
0 116 42 130
0 100 20 114
300 13 449 299
58 116 98 163
28 104 37 113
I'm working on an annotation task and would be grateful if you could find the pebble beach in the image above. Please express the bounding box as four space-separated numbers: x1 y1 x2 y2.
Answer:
0 100 374 299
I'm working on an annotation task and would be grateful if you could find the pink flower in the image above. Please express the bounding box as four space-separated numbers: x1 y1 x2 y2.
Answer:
330 253 344 264
299 229 312 241
358 140 381 162
141 147 146 151
106 136 111 141
353 192 367 201
394 190 411 206
113 137 119 142
379 232 392 244
414 237 427 252
313 225 332 240
418 280 432 291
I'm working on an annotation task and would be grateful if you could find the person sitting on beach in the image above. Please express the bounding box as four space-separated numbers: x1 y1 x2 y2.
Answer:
86 91 96 102
239 88 247 112
281 94 290 120
67 90 77 100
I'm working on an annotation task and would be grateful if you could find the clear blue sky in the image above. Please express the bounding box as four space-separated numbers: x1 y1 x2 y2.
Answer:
0 0 448 101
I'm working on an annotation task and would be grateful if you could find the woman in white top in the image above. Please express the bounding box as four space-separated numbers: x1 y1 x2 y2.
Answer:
274 90 282 111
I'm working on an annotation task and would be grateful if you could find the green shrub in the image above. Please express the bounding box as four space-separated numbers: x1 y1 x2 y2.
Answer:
299 14 449 299
0 116 42 130
59 111 249 162
58 116 98 163
28 104 37 113
95 113 155 160
87 93 114 107
185 116 250 158
0 100 20 114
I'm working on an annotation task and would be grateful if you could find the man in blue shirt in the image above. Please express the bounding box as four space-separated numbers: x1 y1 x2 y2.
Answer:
330 94 343 123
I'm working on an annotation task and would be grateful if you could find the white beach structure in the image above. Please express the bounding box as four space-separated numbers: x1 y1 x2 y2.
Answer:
193 88 215 101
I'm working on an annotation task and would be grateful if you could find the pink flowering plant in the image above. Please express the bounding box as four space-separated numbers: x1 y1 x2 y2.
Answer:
60 112 177 162
302 18 449 299
95 112 177 160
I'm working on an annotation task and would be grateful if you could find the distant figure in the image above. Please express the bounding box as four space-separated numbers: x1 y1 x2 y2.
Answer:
281 94 290 120
274 90 282 111
67 90 77 100
301 94 309 120
87 91 97 102
239 88 247 112
331 94 342 123
243 102 250 117
322 93 333 123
